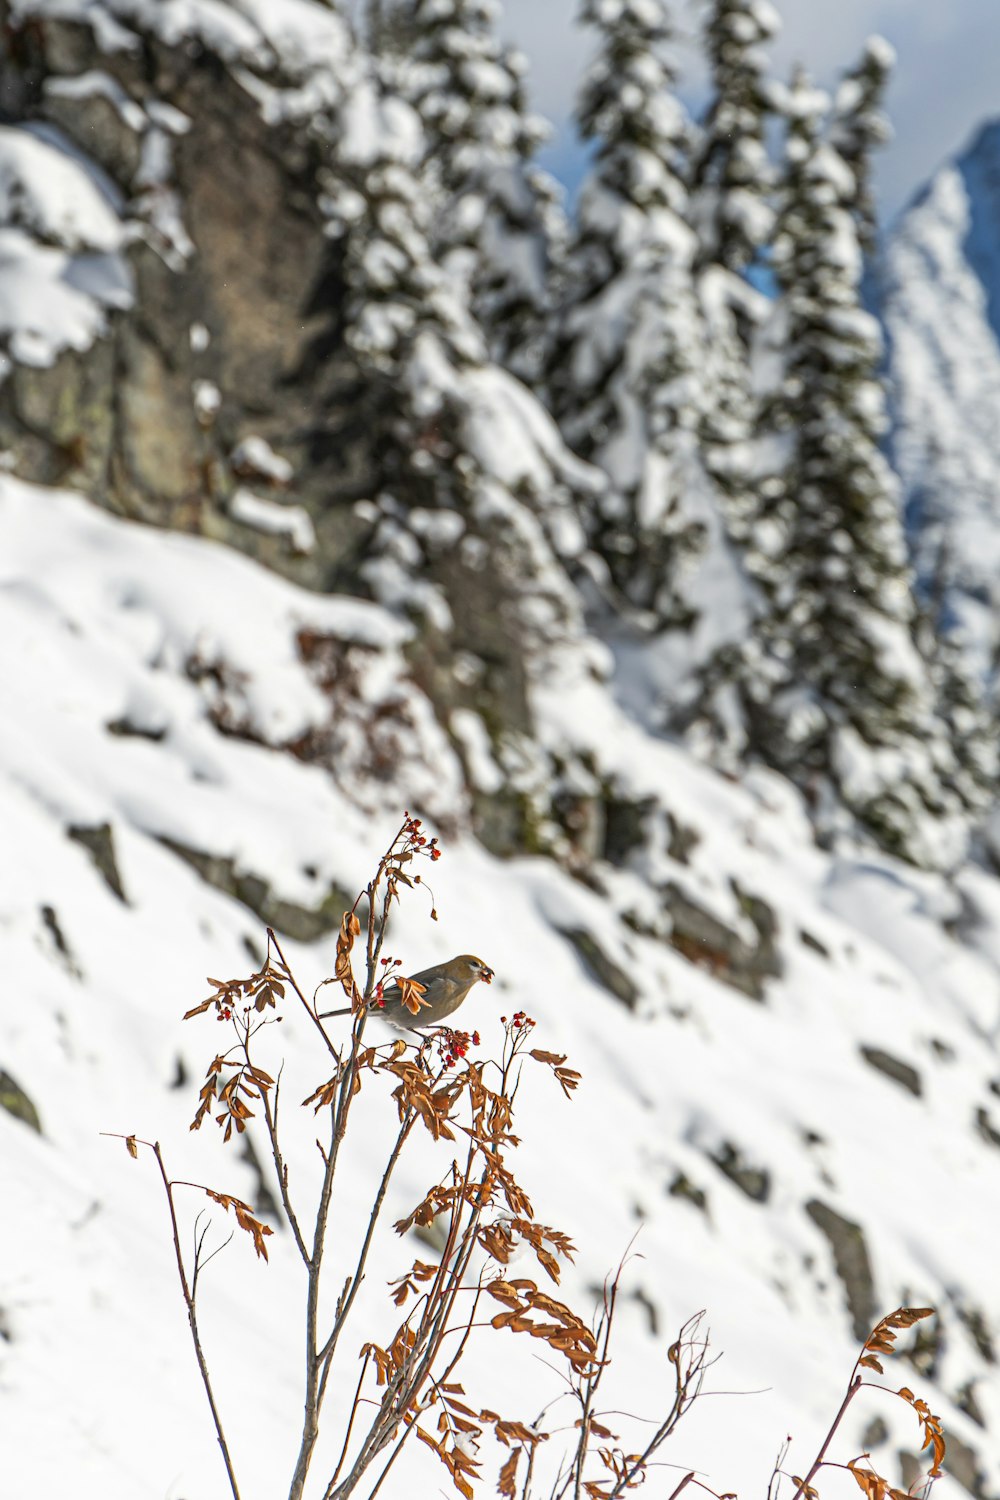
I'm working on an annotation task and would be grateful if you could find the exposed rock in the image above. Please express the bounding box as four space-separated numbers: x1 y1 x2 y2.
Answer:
805 1198 876 1340
664 881 781 1000
957 1380 987 1428
861 1416 889 1449
668 1172 708 1213
559 927 638 1009
630 1285 660 1337
0 6 369 580
709 1141 770 1203
0 1070 42 1133
40 904 71 963
666 811 700 865
975 1106 1000 1148
957 1303 997 1364
904 1310 943 1378
799 928 830 957
67 822 126 902
600 792 655 865
940 1429 997 1499
106 717 166 743
859 1047 923 1098
158 837 351 942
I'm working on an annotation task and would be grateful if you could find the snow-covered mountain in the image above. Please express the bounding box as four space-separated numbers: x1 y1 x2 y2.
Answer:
880 120 1000 680
1 4 1000 1500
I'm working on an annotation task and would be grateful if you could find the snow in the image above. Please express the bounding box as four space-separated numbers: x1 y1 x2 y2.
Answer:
44 69 148 133
229 488 315 553
2 468 1000 1500
0 123 132 365
193 378 221 420
231 435 294 484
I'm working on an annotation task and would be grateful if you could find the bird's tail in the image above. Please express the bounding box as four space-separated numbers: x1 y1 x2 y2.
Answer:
317 1005 352 1018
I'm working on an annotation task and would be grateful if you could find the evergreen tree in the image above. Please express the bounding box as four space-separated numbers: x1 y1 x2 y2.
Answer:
914 543 998 823
326 108 599 752
830 35 895 253
384 0 563 382
692 0 780 274
548 0 713 628
737 72 971 864
689 72 972 865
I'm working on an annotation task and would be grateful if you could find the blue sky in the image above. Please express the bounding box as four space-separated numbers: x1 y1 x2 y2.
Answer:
500 0 1000 225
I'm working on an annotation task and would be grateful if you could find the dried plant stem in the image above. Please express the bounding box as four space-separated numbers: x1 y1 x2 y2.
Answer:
667 1473 698 1500
288 1110 338 1500
286 827 409 1500
317 1111 417 1396
606 1313 711 1500
268 928 341 1064
259 1080 310 1267
329 1153 488 1498
151 1141 242 1500
324 1349 373 1499
789 1375 862 1500
572 1279 617 1500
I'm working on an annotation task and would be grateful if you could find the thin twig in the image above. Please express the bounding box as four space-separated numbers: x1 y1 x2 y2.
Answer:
150 1141 242 1500
787 1376 862 1500
323 1349 372 1500
317 1110 417 1389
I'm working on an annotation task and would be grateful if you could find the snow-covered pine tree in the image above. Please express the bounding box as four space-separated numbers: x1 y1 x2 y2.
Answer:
548 0 714 630
918 631 998 833
684 0 781 696
829 35 894 253
729 71 971 866
322 88 605 847
692 0 780 275
381 0 563 382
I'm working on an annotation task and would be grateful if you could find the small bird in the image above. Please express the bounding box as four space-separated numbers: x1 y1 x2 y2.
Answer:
322 954 494 1031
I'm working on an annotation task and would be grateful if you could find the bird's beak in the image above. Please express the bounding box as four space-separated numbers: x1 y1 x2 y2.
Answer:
481 967 494 984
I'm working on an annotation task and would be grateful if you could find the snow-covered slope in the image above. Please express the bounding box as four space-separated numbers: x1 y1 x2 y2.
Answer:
3 472 1000 1500
880 120 1000 679
1 2 999 1496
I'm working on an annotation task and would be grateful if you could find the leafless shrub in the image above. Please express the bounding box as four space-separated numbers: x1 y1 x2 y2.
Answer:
109 817 946 1500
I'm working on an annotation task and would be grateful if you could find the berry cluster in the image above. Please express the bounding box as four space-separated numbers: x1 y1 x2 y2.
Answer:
500 1011 535 1031
402 812 442 862
435 1028 481 1069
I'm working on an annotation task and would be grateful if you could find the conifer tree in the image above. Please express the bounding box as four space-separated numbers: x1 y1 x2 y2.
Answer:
687 72 973 864
731 72 971 864
384 0 563 381
693 0 780 274
688 0 782 669
548 0 713 628
325 109 598 768
830 35 895 252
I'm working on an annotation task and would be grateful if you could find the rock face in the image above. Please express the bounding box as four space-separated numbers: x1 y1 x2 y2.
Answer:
0 4 370 585
878 120 1000 679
